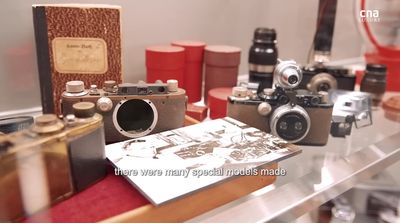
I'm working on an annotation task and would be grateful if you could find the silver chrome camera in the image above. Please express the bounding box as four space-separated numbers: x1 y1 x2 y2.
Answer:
61 80 187 143
228 59 333 145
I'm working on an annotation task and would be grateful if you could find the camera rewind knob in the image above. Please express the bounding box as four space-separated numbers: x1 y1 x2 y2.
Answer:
66 81 85 93
73 102 96 118
96 97 113 112
232 87 247 98
31 114 65 134
167 79 178 92
258 102 272 116
104 80 117 93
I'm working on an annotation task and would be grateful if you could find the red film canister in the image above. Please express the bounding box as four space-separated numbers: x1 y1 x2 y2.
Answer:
204 45 241 104
146 46 185 84
208 87 232 119
171 40 206 103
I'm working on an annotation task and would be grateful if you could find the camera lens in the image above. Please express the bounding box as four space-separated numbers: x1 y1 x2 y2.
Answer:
288 75 298 85
270 104 311 143
113 99 158 138
273 60 302 89
248 28 278 92
361 63 387 106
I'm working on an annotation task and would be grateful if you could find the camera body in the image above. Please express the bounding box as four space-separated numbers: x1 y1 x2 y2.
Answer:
61 80 187 143
300 65 356 92
227 60 333 145
0 102 106 222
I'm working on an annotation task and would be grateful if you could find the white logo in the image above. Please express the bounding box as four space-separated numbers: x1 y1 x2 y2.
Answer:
359 10 380 22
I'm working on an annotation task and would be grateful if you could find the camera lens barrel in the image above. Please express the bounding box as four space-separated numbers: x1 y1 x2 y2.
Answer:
248 28 278 91
270 104 310 143
361 63 387 105
273 60 302 89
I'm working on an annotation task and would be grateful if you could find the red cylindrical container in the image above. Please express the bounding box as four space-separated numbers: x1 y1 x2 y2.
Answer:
208 87 232 119
146 45 185 84
171 40 206 103
204 45 241 104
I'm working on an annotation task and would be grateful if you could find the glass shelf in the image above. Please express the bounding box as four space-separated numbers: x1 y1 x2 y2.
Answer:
187 93 400 223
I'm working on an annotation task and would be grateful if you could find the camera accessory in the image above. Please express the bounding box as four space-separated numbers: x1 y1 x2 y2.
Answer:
204 45 241 104
171 40 206 103
273 59 302 89
248 28 278 92
0 116 34 134
360 63 387 106
208 87 233 119
329 90 372 137
0 102 106 222
61 80 187 143
146 45 185 84
382 96 400 123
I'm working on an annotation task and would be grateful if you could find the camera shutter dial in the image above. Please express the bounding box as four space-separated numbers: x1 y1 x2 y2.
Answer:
270 104 311 143
96 97 113 112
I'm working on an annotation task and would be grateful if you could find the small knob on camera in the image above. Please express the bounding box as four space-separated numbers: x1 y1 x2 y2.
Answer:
66 81 85 93
96 97 113 112
258 102 272 116
232 87 247 98
31 114 65 134
73 102 96 118
167 79 178 92
104 80 117 93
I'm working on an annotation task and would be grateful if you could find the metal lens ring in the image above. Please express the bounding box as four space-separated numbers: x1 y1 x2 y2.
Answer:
112 99 158 138
273 60 303 89
270 104 311 143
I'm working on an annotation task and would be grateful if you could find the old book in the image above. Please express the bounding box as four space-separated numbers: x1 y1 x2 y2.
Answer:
106 117 301 205
32 4 122 114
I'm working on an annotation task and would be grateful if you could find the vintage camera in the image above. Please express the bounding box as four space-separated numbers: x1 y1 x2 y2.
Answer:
300 65 356 92
227 60 334 145
0 102 106 222
61 80 187 143
329 90 372 137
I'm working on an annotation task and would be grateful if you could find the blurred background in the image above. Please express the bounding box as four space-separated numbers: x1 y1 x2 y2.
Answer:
0 0 363 112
